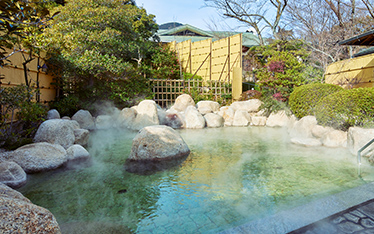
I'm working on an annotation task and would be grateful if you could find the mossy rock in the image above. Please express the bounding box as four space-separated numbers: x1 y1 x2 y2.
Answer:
289 83 343 118
314 87 374 131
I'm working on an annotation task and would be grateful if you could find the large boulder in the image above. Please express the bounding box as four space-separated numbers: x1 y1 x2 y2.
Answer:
185 106 206 129
171 94 195 112
289 116 318 138
34 119 77 149
204 113 224 128
322 130 347 148
0 183 61 233
117 108 137 128
347 127 374 156
218 106 235 126
74 129 89 146
196 101 220 115
266 110 291 127
47 109 60 120
250 116 267 126
312 125 334 139
230 99 262 112
132 100 160 130
7 142 68 173
72 110 95 130
95 115 114 129
0 161 27 188
127 125 190 161
232 110 251 127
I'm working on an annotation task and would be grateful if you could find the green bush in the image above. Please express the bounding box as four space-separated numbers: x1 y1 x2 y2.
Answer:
289 83 343 118
314 88 374 131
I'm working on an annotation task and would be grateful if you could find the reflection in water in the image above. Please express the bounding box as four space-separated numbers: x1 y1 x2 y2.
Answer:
17 127 373 233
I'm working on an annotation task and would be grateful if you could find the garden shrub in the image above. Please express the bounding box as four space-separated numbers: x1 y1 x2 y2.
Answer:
314 87 374 131
289 83 343 118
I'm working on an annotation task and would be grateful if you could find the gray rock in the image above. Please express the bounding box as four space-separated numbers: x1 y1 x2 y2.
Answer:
47 109 60 120
0 183 61 233
266 110 290 127
132 100 160 130
95 115 114 129
159 109 184 129
171 94 195 112
204 113 224 128
72 110 95 130
230 99 262 112
185 106 206 129
34 119 77 149
232 110 251 127
128 125 190 161
118 108 137 128
291 137 322 147
74 129 89 146
66 145 90 160
218 106 235 126
322 130 347 148
0 161 26 188
8 142 68 173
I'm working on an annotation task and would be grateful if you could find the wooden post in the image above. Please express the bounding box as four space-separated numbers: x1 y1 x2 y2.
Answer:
232 67 242 101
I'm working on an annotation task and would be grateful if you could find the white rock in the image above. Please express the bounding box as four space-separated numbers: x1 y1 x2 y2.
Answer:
291 137 322 147
8 143 67 173
322 130 347 148
128 125 190 161
171 94 195 112
204 113 224 128
347 127 374 156
230 99 262 112
251 116 267 126
289 116 318 138
312 125 334 139
218 106 235 126
0 161 26 188
66 145 90 160
266 110 290 127
74 129 89 146
133 100 160 130
185 106 206 129
233 110 251 127
197 101 220 115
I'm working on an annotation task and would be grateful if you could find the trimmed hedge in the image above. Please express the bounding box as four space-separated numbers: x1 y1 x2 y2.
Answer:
289 83 343 118
314 87 374 131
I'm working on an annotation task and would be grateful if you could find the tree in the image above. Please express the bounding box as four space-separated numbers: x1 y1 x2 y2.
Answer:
43 0 178 110
204 0 288 45
285 0 374 70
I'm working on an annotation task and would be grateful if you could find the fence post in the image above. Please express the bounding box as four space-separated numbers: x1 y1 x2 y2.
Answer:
232 67 242 101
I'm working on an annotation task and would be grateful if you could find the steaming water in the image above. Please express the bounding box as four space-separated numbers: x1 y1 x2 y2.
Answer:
18 127 374 233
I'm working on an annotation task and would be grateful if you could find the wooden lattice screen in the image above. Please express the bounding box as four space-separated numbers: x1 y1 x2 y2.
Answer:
151 79 231 108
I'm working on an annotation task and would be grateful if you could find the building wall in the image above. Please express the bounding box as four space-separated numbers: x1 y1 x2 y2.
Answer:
325 53 374 88
170 34 243 100
0 49 56 103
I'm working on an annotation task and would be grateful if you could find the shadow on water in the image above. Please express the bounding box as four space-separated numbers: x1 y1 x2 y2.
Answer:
124 154 190 175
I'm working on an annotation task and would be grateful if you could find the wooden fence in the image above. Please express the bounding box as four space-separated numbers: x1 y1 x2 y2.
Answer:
169 34 243 100
0 49 56 103
151 79 231 108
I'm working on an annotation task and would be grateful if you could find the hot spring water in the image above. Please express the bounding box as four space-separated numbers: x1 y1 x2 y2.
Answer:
17 127 374 233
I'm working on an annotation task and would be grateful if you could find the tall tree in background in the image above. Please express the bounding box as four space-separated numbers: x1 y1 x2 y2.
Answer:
204 0 288 45
285 0 374 70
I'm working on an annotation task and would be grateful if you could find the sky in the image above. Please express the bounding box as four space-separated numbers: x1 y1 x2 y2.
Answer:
135 0 248 32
